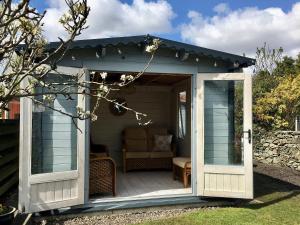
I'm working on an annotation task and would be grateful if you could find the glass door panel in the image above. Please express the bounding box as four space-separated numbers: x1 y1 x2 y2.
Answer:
204 80 244 165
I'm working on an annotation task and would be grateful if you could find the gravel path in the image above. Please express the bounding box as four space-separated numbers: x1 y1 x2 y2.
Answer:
36 207 217 225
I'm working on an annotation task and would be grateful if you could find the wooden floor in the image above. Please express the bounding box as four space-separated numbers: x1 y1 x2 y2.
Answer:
90 170 192 201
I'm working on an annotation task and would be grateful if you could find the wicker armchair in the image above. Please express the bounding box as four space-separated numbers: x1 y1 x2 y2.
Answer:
89 155 116 196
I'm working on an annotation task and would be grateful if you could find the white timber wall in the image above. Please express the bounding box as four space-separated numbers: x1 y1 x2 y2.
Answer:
91 85 172 166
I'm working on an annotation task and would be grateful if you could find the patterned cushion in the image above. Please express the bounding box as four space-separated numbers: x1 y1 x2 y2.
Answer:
147 127 168 150
153 135 172 152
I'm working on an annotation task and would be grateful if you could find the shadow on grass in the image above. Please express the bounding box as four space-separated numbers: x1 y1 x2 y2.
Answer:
254 172 299 197
243 172 300 210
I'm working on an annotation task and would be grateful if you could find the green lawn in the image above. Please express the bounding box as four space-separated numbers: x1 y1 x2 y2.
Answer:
138 173 300 225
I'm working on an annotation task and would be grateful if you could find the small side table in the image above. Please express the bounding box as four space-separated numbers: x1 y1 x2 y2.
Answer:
172 157 191 188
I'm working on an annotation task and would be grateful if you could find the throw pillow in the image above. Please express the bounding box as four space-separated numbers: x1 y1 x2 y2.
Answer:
153 135 172 152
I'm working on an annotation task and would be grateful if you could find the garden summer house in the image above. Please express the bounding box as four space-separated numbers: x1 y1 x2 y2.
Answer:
18 35 255 213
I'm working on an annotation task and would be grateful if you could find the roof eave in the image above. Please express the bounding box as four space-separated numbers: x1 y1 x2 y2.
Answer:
19 34 256 67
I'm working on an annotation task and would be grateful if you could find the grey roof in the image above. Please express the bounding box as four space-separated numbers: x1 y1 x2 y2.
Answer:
48 34 255 67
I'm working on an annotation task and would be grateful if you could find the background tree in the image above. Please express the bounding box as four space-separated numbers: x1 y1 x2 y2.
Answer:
254 73 300 130
253 44 283 100
294 54 300 74
0 0 160 124
253 44 300 131
273 56 298 78
255 42 283 75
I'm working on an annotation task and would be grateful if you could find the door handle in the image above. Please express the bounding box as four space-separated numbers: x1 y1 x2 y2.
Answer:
243 129 251 144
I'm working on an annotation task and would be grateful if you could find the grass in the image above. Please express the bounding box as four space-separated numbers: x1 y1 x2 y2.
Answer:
137 173 300 225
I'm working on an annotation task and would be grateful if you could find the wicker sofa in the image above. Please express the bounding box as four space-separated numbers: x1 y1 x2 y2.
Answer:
122 127 176 172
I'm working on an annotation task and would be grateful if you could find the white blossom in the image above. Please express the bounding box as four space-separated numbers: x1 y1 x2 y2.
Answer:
100 72 107 80
91 113 98 121
43 94 55 105
100 84 108 93
127 75 134 81
145 45 155 53
120 74 134 82
145 38 161 53
120 74 126 81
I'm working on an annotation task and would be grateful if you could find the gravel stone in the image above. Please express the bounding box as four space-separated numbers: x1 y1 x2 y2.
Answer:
36 207 218 225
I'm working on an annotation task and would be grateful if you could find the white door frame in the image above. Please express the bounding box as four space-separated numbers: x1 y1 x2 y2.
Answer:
19 68 89 213
196 73 253 199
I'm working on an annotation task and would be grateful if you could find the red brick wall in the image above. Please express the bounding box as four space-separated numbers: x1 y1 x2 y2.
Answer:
1 100 20 119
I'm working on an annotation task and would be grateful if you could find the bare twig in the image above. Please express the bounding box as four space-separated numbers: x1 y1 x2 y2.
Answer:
0 0 160 126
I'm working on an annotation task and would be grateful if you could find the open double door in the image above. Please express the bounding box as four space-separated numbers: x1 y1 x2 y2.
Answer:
19 72 252 213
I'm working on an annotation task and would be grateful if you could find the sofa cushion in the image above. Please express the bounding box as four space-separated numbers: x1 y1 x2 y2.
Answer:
173 157 191 168
147 127 168 150
124 127 147 139
126 152 150 159
124 127 148 152
150 151 173 158
125 139 148 152
153 134 172 151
